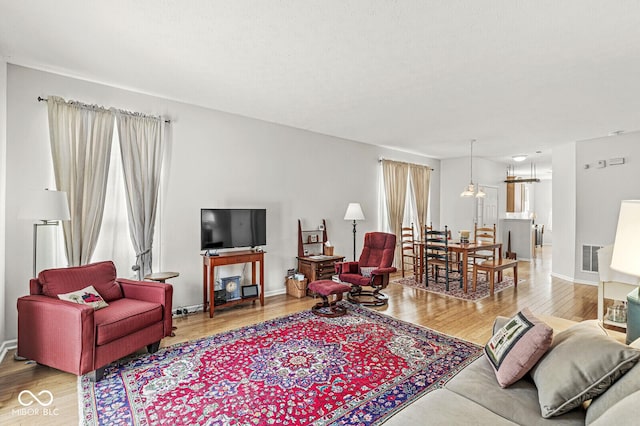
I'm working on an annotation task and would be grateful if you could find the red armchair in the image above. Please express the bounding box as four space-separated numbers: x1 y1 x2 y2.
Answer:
336 232 397 306
17 261 173 381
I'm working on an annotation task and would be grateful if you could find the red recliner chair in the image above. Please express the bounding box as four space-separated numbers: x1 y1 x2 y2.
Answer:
336 232 397 306
17 261 173 381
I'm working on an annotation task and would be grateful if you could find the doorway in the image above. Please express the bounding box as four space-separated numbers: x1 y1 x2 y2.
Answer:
476 185 498 227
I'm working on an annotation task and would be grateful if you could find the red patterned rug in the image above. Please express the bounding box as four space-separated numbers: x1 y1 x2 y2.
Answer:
392 273 517 301
79 303 480 425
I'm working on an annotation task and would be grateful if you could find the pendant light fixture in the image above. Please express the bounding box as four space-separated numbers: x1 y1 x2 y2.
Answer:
461 139 486 198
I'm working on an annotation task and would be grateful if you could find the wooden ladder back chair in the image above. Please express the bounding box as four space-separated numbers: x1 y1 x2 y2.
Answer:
470 223 497 263
400 224 418 277
424 225 462 291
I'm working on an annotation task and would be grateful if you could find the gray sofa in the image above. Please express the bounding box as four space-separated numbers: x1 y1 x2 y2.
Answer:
386 319 640 426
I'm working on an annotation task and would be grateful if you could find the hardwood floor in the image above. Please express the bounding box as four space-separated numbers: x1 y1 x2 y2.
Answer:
0 246 600 425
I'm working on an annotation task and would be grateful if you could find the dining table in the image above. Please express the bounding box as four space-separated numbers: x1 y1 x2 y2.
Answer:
415 240 503 293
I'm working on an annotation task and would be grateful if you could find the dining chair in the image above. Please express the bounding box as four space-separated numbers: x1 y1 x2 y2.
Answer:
400 223 418 278
425 226 462 291
470 223 497 262
469 223 497 281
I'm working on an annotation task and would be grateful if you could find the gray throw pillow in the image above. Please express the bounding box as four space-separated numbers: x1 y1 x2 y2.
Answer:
530 321 640 418
588 390 640 426
586 362 640 424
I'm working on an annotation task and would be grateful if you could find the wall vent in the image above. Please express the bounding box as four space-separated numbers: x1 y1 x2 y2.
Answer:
582 245 602 273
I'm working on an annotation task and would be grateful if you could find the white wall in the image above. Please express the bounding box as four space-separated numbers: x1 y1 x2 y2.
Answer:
3 64 440 341
0 58 7 350
533 180 552 245
574 133 640 283
440 156 505 237
551 142 576 281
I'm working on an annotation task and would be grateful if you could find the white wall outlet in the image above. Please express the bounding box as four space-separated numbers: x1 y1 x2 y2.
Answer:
597 160 606 168
609 157 625 166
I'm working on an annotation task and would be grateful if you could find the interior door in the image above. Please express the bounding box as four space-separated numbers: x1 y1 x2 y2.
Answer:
477 185 498 227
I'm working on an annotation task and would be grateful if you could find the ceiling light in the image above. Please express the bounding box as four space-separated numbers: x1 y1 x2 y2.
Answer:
512 155 528 162
460 139 485 198
460 183 475 197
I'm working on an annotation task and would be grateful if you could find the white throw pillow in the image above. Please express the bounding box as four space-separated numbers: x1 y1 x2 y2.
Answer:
58 285 109 310
360 266 376 278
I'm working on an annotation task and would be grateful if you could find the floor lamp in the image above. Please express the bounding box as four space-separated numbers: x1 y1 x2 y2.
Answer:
344 203 365 261
20 189 71 277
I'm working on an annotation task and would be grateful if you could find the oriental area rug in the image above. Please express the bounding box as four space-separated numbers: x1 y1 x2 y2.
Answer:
79 303 481 425
392 273 517 302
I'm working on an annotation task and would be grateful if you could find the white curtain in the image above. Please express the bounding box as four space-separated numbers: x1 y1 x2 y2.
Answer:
115 111 165 278
382 159 409 267
410 164 431 238
91 126 136 278
47 96 114 266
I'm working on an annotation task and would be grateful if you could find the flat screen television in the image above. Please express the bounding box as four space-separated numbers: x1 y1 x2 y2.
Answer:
200 208 266 250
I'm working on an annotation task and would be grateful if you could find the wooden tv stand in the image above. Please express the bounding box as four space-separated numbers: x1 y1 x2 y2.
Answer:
202 250 265 317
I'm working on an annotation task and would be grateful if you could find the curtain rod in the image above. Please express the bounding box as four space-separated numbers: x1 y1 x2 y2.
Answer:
378 157 435 171
37 96 171 123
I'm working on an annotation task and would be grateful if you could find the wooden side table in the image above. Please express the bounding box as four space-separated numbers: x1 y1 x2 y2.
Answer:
145 271 180 283
598 279 637 329
202 251 265 317
145 272 179 336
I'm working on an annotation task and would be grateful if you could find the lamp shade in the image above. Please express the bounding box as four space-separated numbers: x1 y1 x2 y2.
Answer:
344 203 365 221
19 189 71 221
460 184 475 197
611 200 640 276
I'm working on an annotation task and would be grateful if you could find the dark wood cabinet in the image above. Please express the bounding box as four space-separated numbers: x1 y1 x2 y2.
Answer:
296 219 344 283
297 255 345 282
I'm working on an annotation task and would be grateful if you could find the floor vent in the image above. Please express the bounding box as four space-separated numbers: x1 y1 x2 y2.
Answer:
582 245 602 273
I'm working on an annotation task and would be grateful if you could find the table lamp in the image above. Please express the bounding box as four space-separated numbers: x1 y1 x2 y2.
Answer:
344 202 365 261
611 200 640 278
611 200 640 343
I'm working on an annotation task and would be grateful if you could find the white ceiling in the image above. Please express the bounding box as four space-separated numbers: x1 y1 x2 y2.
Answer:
2 1 640 174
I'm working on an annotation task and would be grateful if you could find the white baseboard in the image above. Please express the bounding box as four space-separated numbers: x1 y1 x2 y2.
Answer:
172 289 288 317
550 272 598 286
550 272 575 282
172 303 203 316
0 339 17 363
265 288 286 297
574 279 598 286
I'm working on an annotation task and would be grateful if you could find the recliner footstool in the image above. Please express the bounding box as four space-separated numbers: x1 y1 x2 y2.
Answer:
308 280 351 317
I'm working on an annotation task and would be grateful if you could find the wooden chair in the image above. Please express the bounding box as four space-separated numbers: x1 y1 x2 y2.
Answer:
470 223 497 267
400 224 418 278
424 226 462 291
